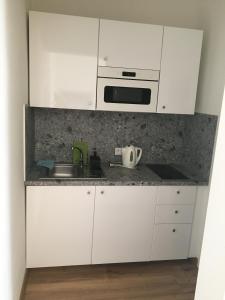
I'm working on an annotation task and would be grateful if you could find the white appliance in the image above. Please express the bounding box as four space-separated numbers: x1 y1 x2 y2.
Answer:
97 67 159 113
122 145 142 169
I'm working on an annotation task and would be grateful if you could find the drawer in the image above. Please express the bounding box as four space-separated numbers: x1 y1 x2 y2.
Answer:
151 224 192 261
156 186 197 205
155 205 194 224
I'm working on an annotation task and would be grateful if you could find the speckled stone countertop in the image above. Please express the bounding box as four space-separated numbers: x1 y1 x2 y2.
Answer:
25 164 208 186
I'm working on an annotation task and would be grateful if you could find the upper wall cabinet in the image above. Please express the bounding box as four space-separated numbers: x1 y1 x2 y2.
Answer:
29 12 203 114
98 19 163 70
157 27 203 115
29 11 99 110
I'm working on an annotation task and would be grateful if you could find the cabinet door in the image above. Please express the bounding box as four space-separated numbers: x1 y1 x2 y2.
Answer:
155 205 194 224
26 186 95 268
92 186 156 264
151 224 192 260
29 11 99 110
98 19 163 70
157 27 203 114
157 186 197 205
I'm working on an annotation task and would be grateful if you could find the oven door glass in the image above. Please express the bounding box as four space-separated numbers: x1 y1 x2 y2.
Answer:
104 86 151 105
97 77 158 113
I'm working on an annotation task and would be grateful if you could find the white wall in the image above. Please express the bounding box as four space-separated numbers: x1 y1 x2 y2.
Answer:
195 0 225 115
0 1 10 299
189 186 210 260
195 88 225 300
29 0 200 28
189 0 225 262
0 0 28 299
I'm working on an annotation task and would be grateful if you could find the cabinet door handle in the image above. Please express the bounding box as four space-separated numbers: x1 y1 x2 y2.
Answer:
162 105 166 109
175 210 179 214
103 56 108 62
172 229 176 233
177 190 180 195
87 191 91 195
101 190 104 195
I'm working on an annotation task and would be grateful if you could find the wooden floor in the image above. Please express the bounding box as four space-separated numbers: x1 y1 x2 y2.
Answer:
23 260 198 300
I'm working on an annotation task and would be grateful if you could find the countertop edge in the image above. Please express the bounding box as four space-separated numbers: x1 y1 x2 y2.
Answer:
24 179 208 187
25 163 209 187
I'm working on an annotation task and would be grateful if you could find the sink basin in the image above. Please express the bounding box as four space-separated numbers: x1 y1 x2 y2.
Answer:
49 163 75 178
147 164 189 180
40 163 106 180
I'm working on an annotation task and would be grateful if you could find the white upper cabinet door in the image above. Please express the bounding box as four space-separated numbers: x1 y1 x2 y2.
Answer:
98 19 163 70
26 186 95 268
157 27 203 114
92 186 156 264
29 11 99 110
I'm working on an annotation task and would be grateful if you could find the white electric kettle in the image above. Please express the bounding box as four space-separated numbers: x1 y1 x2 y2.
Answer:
122 145 142 169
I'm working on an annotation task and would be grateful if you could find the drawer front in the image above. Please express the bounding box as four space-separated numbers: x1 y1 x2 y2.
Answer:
157 186 197 205
151 224 192 261
155 205 194 224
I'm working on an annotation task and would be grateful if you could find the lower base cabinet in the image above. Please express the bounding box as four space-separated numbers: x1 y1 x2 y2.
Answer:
92 186 156 264
26 185 196 268
26 186 95 268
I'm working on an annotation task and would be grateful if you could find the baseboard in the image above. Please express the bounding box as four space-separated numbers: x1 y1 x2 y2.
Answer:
20 269 28 300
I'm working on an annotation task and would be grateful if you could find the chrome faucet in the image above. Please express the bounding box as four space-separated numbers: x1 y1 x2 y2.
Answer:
72 146 84 168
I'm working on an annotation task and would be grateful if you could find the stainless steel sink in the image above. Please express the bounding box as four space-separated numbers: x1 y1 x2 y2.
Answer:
40 163 106 180
49 163 75 178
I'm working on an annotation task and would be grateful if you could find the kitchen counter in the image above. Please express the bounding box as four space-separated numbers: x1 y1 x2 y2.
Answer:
25 163 208 186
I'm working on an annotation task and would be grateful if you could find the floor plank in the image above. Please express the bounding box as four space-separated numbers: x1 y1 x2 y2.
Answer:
24 260 198 300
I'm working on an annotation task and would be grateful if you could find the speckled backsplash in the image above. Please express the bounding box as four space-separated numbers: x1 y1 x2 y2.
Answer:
25 106 35 176
183 114 217 180
26 107 217 181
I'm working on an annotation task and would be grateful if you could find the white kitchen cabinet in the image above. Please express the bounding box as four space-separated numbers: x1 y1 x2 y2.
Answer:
151 186 197 261
157 27 203 114
151 224 192 260
155 205 194 224
98 19 163 70
29 11 99 110
29 12 203 115
26 186 95 268
156 186 197 205
26 184 198 267
92 186 156 264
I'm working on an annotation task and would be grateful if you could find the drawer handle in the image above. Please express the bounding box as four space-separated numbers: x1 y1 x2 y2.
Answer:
101 191 104 195
172 229 176 233
175 210 179 214
87 191 91 195
177 190 180 195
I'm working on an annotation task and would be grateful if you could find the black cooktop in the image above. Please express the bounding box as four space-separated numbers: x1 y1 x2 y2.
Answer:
147 164 189 180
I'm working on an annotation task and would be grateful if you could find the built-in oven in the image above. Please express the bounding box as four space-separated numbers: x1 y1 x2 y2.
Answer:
97 67 159 113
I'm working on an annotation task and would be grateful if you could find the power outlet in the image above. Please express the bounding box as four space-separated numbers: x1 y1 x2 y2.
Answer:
115 147 122 155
